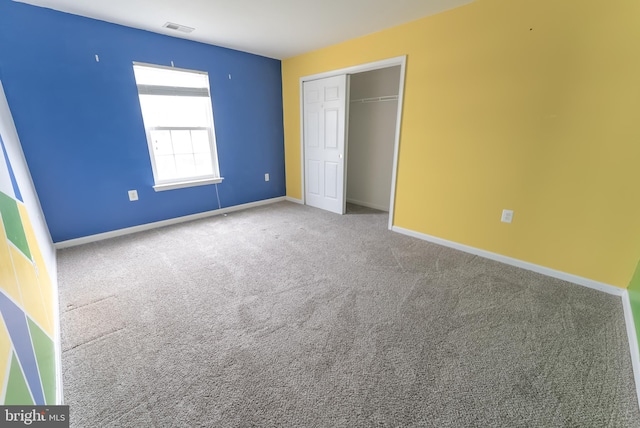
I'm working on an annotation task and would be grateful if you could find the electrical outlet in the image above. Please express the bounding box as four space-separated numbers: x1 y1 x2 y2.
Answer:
265 173 270 182
128 190 139 201
501 209 513 223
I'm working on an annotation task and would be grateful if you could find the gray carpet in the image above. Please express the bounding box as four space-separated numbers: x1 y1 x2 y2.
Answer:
58 201 640 427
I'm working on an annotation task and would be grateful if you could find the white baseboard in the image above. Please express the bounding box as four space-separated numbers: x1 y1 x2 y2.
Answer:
391 226 624 296
346 198 389 212
54 196 286 249
622 291 640 410
392 224 640 407
285 196 304 205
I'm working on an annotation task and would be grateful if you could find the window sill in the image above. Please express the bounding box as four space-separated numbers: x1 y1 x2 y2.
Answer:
153 177 223 192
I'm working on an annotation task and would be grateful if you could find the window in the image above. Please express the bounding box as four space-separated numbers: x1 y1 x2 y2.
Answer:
133 63 222 191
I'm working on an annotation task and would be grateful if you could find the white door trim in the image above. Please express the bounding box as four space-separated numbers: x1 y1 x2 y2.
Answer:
299 55 407 229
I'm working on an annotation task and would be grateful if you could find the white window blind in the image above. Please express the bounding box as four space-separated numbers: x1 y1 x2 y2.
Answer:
133 63 221 191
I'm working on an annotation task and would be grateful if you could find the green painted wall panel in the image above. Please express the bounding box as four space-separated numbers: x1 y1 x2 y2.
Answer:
5 352 34 405
0 191 31 260
628 260 640 349
27 318 56 405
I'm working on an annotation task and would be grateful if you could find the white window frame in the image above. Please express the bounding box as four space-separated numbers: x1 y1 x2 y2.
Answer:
133 62 223 192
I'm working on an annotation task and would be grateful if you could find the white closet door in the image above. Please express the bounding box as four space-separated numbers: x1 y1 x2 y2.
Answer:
303 75 348 214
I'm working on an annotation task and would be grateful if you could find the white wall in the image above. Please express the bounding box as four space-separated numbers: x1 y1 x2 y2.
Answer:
347 66 400 212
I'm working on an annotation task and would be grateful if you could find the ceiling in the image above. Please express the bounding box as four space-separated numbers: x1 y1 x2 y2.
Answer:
15 0 474 59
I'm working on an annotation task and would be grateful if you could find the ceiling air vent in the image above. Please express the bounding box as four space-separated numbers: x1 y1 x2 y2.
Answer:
163 22 195 33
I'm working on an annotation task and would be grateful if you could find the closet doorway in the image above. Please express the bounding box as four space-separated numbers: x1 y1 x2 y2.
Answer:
346 66 401 213
300 56 406 229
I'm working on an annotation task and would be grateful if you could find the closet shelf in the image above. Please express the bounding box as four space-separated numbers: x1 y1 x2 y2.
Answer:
350 95 398 103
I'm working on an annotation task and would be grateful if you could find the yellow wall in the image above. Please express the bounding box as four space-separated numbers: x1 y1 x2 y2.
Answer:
282 0 640 288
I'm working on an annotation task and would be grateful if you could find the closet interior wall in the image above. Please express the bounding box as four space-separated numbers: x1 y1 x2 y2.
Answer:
347 66 401 212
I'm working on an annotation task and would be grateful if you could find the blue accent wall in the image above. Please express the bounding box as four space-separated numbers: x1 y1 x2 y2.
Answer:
0 1 285 242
